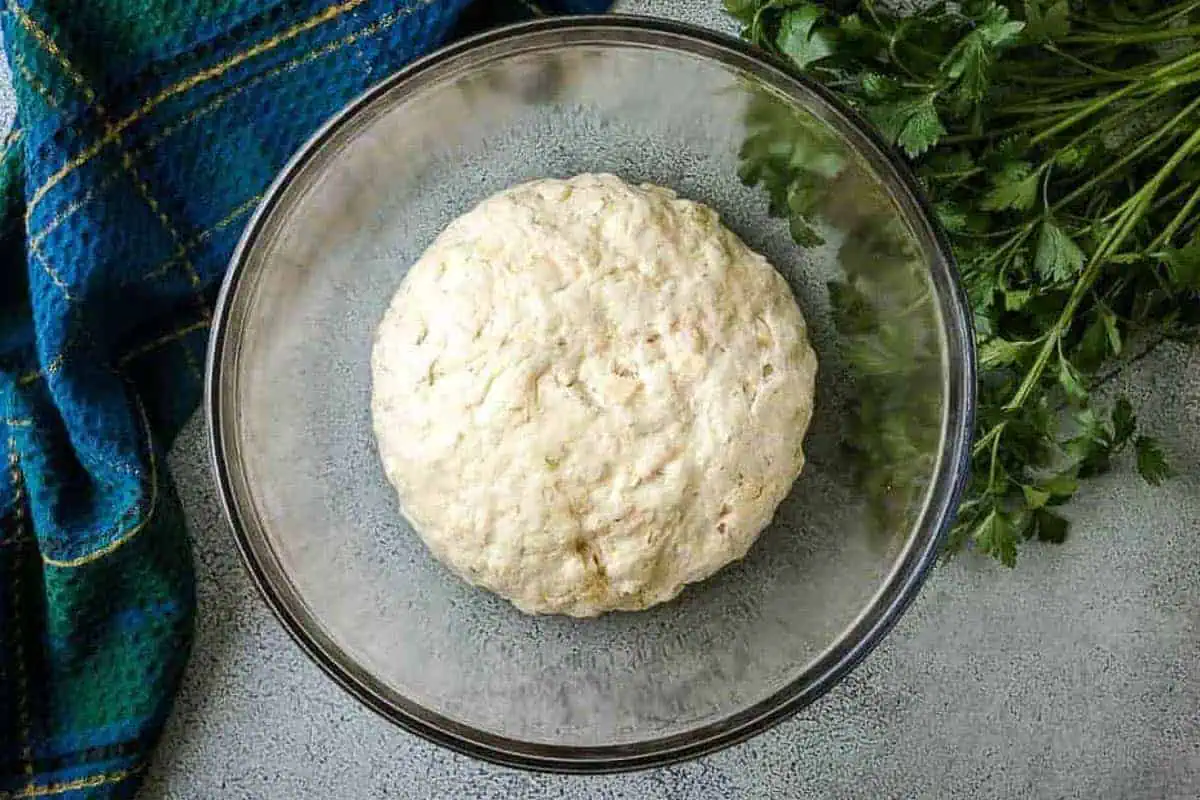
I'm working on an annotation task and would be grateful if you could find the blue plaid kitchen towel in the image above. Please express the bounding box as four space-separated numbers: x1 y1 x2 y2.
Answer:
0 0 610 796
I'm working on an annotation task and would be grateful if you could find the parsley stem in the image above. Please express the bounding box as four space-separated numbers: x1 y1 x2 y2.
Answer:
1005 62 1200 98
856 2 944 71
1003 71 1130 88
1076 181 1193 236
973 422 1005 458
1080 0 1200 26
987 420 1004 490
1004 212 1138 412
1155 0 1200 22
1001 99 1102 114
938 122 1050 145
976 225 1036 272
1059 25 1200 45
1029 49 1200 146
1004 72 1200 116
1148 183 1200 250
733 0 1200 563
1052 92 1200 215
1029 85 1138 146
1005 124 1200 413
1147 181 1198 217
1042 43 1128 80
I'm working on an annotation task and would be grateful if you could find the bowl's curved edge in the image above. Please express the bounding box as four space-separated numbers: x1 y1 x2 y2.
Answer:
206 13 977 774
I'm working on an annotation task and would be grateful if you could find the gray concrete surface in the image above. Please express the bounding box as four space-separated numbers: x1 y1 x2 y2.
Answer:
145 343 1200 800
3 3 1200 798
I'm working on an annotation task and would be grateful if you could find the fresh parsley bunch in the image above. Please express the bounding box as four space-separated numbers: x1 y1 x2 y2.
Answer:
727 0 1200 564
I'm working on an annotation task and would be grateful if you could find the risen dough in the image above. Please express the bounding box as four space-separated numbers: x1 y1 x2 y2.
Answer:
371 174 817 617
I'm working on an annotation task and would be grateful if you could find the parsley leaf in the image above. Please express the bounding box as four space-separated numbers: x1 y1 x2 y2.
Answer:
942 3 1024 106
1134 436 1172 485
776 5 834 70
977 3 1027 47
980 336 1034 368
1112 397 1137 445
1022 484 1051 509
1103 311 1123 356
731 0 1197 566
1034 220 1086 282
973 510 1018 567
869 94 946 157
1022 0 1070 43
1161 242 1200 291
981 162 1041 211
1038 472 1079 501
943 35 993 106
1032 508 1069 543
1057 354 1089 404
723 0 761 23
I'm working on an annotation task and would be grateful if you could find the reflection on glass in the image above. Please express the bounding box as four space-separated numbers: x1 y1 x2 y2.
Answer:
738 86 944 537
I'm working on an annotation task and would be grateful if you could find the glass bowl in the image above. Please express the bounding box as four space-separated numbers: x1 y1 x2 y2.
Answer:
207 15 974 773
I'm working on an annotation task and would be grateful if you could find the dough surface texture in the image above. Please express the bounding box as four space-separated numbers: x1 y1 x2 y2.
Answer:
371 174 817 617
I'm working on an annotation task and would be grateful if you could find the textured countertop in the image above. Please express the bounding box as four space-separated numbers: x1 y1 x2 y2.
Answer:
3 3 1199 798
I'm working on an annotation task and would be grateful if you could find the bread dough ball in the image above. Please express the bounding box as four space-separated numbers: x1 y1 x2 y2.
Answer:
371 174 817 617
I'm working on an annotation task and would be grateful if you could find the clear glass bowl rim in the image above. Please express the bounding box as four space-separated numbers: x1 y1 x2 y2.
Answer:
205 14 977 774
